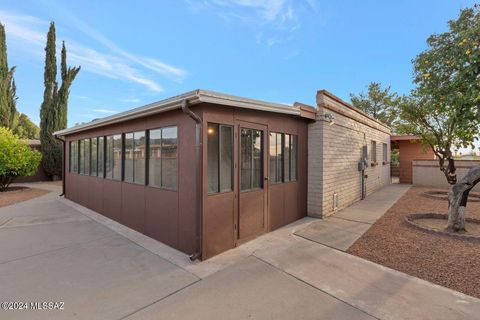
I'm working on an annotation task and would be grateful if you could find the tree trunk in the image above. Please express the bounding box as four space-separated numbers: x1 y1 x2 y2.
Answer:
447 165 480 232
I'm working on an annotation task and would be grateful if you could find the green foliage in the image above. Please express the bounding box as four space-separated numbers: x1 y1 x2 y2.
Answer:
350 82 401 128
40 22 80 178
0 22 17 128
13 113 40 139
397 5 480 184
0 127 42 191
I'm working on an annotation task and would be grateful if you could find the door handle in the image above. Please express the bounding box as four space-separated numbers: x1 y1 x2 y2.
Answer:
264 177 268 181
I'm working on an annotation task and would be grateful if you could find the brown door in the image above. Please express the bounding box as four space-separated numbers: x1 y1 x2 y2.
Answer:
237 123 268 243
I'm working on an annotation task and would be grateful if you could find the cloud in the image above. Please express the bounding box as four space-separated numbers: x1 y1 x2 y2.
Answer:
186 0 316 46
91 108 118 114
120 97 142 104
0 10 185 93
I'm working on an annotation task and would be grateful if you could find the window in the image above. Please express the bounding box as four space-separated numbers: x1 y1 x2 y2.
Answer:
269 132 283 184
105 136 113 179
124 131 146 184
284 134 291 181
269 132 298 183
84 139 90 175
383 143 388 163
79 140 84 174
241 128 263 191
69 140 78 173
124 133 134 182
91 137 97 176
207 124 233 194
290 135 298 181
105 135 122 180
98 137 104 177
113 135 122 180
371 140 377 163
148 126 178 189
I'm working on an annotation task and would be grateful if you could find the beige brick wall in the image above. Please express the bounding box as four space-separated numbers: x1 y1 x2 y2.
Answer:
413 160 480 191
307 91 391 217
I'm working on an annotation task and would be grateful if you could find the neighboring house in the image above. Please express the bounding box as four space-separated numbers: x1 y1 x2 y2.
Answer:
390 135 435 184
15 139 49 183
54 89 390 260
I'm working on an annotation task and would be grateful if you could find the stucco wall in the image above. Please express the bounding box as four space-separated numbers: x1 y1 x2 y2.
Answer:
413 160 480 191
308 91 391 218
397 140 435 183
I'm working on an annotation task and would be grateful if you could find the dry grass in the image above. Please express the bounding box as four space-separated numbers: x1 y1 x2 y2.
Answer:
348 186 480 299
0 187 50 208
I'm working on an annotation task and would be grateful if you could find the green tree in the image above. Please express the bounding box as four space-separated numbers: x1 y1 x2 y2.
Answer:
0 22 17 128
40 22 80 179
13 113 40 139
398 5 480 232
0 127 42 191
350 82 401 128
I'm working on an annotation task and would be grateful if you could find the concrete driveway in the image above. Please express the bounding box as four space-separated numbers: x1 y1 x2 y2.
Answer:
1 183 479 320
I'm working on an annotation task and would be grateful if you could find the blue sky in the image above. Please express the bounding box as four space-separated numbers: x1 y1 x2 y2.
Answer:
0 0 476 127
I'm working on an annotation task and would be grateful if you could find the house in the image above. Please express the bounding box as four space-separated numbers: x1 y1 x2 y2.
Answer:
54 89 390 260
390 135 435 184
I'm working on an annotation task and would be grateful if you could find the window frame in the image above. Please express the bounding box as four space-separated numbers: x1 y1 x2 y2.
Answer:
268 131 298 184
123 130 147 185
147 125 179 191
382 142 388 164
207 123 234 195
371 140 377 164
240 128 264 192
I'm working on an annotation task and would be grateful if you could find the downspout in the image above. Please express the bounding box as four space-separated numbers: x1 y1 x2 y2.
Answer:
181 99 203 261
54 135 66 197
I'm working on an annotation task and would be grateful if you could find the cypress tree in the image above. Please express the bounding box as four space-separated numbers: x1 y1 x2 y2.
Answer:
40 22 80 179
0 22 17 128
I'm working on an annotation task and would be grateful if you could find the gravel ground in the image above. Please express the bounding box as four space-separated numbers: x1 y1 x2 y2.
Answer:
0 187 49 208
347 186 480 299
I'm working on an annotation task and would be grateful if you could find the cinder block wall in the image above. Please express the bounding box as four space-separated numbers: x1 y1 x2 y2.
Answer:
413 160 480 191
307 90 391 218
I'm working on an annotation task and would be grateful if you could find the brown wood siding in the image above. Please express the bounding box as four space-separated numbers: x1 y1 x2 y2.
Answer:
200 103 308 259
64 108 197 255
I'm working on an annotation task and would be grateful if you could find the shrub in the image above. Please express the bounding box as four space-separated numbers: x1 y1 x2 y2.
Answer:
0 127 42 191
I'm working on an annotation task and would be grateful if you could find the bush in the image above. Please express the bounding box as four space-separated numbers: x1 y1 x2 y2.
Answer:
0 127 42 191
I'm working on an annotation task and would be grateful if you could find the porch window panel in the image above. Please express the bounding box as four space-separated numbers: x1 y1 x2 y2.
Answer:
84 139 90 175
105 135 114 179
161 127 178 189
79 139 85 175
124 133 134 183
240 128 252 190
252 130 263 189
207 124 220 194
290 135 298 181
219 125 233 192
284 134 291 182
148 129 162 188
91 137 97 176
269 133 277 183
134 131 146 185
98 137 104 178
112 134 122 181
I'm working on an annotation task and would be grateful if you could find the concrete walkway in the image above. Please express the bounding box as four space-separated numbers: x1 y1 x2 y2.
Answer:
295 184 411 250
1 182 479 320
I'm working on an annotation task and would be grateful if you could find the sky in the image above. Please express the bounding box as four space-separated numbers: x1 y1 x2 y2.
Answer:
0 0 476 127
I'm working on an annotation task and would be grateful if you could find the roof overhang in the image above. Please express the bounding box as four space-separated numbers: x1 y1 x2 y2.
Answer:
54 89 309 137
